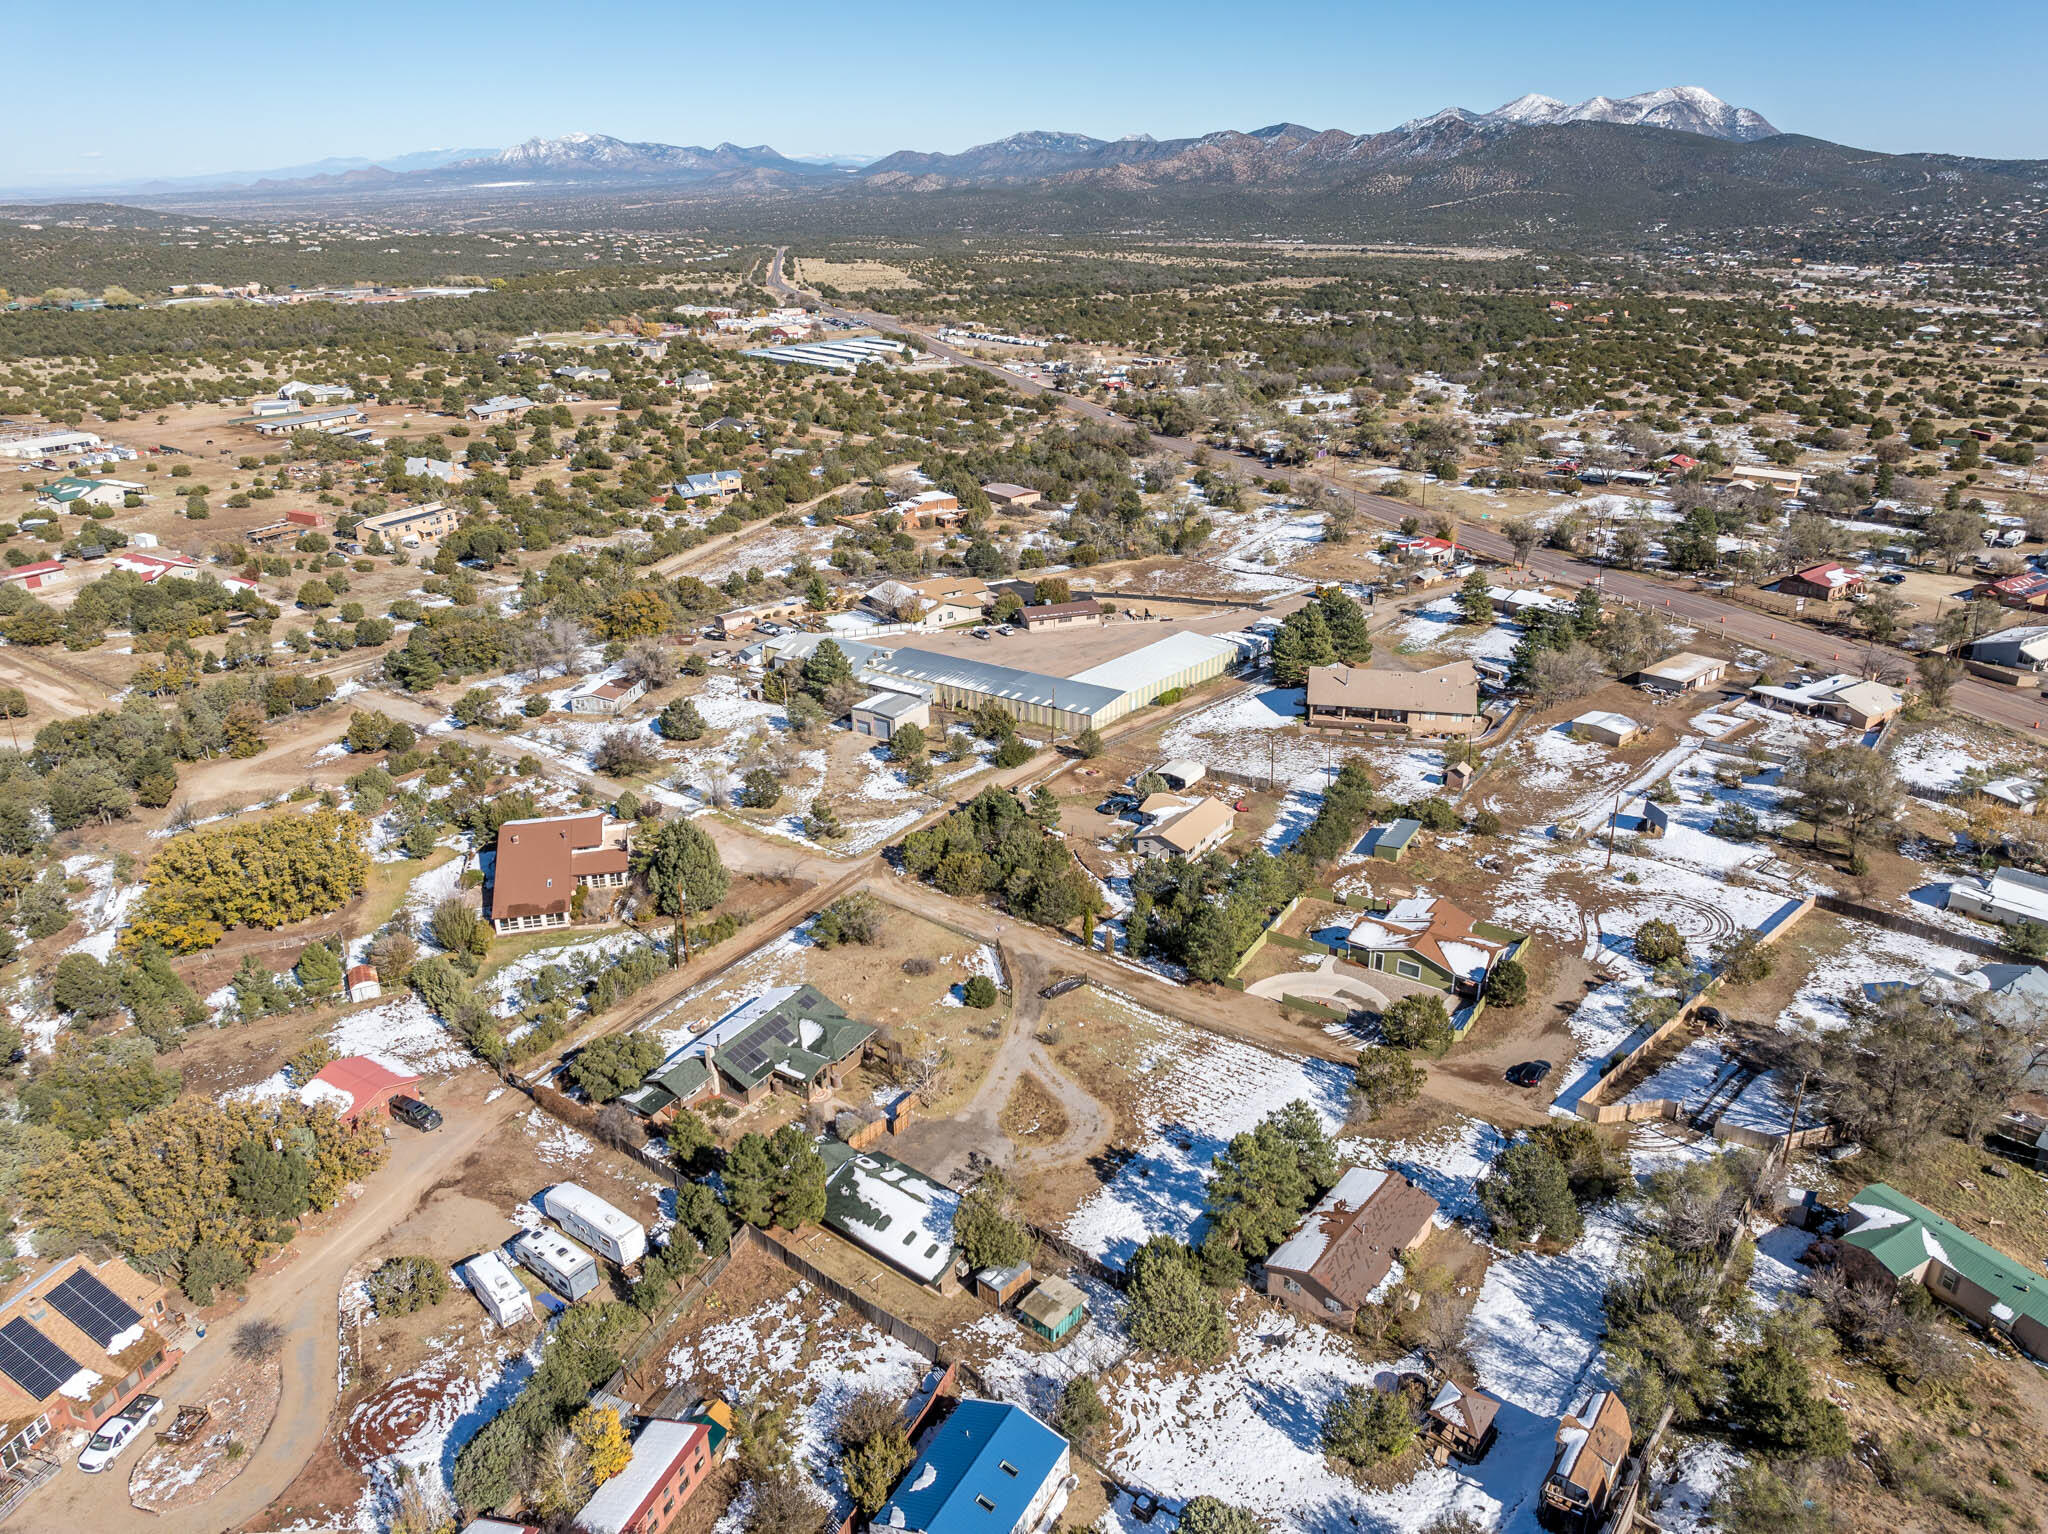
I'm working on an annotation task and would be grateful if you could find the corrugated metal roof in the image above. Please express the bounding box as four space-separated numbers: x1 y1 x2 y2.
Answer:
1068 631 1246 692
866 646 1125 716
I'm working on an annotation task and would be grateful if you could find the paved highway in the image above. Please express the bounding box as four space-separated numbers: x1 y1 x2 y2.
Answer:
765 248 2048 739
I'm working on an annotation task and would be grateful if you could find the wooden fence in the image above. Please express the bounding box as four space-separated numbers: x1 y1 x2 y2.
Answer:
1811 893 2011 961
1575 895 1815 1120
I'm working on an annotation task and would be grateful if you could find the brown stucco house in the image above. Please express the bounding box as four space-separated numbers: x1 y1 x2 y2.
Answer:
1304 662 1480 738
1260 1167 1438 1327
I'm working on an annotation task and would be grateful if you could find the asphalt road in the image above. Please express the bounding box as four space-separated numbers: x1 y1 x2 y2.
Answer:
765 248 2048 740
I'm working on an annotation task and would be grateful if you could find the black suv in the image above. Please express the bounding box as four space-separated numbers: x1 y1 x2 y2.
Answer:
1505 1060 1553 1089
390 1095 443 1132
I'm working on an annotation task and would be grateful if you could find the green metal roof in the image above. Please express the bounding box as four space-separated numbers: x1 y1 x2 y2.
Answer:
1841 1182 2048 1330
709 984 874 1092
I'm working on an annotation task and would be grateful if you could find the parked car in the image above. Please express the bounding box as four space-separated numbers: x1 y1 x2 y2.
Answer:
1505 1060 1553 1088
78 1395 162 1473
1877 572 1906 585
390 1095 443 1132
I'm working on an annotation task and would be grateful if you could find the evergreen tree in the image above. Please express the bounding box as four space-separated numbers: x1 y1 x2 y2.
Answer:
1123 1237 1230 1362
1316 586 1374 663
1479 1138 1582 1247
632 820 730 915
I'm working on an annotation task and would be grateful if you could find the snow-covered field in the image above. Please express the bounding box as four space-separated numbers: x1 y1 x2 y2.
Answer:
1393 604 1521 662
1062 994 1352 1267
665 1284 928 1525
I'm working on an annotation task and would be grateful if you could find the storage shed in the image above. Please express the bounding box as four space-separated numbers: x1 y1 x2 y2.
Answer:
1017 1275 1089 1342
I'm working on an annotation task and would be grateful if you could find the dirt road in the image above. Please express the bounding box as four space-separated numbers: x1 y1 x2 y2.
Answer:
29 1069 526 1534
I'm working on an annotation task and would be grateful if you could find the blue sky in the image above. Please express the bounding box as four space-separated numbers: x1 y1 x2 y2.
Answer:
9 0 2046 185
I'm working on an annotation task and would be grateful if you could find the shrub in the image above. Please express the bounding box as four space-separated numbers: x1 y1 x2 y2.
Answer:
813 891 884 949
739 768 783 809
1634 918 1689 966
1322 1382 1417 1468
366 1254 449 1316
1483 957 1528 1007
1380 992 1453 1054
992 735 1033 769
962 974 999 1008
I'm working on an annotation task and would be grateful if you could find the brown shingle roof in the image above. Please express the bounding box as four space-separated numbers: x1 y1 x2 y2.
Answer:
1305 661 1477 716
1263 1167 1438 1308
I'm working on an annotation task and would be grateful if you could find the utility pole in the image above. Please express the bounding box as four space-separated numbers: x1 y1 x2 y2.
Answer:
1604 790 1624 869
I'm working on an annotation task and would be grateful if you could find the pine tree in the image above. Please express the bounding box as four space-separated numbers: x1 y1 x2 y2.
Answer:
1316 587 1374 662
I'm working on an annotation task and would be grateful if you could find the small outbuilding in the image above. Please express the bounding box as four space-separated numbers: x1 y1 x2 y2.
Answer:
1362 818 1423 862
345 964 383 1003
1570 711 1644 748
1424 1379 1502 1462
852 689 932 742
975 1261 1034 1306
1016 1275 1090 1342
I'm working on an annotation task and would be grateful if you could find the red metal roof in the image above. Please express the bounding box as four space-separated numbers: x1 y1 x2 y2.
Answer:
307 1056 419 1116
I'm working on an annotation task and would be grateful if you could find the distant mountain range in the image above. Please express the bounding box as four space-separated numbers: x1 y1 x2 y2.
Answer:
5 88 1779 199
9 87 2039 250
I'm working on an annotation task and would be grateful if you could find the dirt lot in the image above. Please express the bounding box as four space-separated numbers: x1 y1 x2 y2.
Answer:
898 600 1267 674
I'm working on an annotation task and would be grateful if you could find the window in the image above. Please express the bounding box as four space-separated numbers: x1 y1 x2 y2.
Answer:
1000 1461 1018 1477
1284 1278 1301 1294
1938 1270 1958 1293
976 1496 997 1512
1396 960 1422 979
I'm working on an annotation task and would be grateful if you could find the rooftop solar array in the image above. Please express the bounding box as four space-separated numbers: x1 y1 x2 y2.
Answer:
48 1268 142 1351
0 1316 82 1400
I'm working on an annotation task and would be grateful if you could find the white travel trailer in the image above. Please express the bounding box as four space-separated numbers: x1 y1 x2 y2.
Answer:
462 1250 534 1327
543 1182 648 1267
512 1227 599 1301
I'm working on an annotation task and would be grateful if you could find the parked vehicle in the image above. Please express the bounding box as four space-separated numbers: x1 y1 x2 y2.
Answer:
512 1228 599 1300
390 1095 442 1132
78 1395 163 1473
543 1183 647 1266
1505 1060 1553 1088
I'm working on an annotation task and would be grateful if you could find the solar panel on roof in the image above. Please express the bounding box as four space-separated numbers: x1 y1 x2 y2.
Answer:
47 1268 142 1350
0 1317 82 1399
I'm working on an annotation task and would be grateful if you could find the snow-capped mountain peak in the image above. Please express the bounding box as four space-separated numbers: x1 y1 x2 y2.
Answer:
1477 86 1779 141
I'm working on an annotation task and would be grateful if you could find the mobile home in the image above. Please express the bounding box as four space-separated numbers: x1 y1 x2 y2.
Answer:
463 1250 535 1327
543 1183 648 1267
513 1227 600 1301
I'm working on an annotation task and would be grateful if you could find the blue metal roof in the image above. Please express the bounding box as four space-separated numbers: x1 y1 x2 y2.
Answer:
879 1401 1066 1534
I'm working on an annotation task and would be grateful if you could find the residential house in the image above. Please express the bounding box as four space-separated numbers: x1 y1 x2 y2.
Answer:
673 470 743 500
487 813 633 935
1390 534 1459 566
1304 662 1481 738
1779 561 1863 601
1424 1379 1501 1462
874 1400 1073 1534
818 1140 958 1287
981 481 1041 509
678 370 715 393
1543 1391 1632 1524
620 985 877 1116
911 576 992 624
565 674 650 716
278 380 354 404
404 456 464 484
358 501 460 549
1747 673 1903 730
1633 651 1728 695
1726 463 1806 497
1570 711 1644 748
710 595 806 639
1947 865 2048 930
1262 1167 1439 1327
1016 599 1102 631
1016 1277 1089 1343
898 489 959 517
0 560 67 593
1836 1183 2048 1361
1978 571 2048 611
852 688 932 743
573 1415 720 1534
1335 895 1520 994
1132 796 1236 860
468 396 534 422
34 476 142 511
0 1254 183 1470
1920 962 2048 1030
553 365 611 383
1964 625 2048 673
300 1056 420 1126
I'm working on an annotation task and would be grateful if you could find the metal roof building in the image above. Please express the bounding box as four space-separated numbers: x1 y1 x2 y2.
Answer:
876 1400 1073 1534
741 337 907 372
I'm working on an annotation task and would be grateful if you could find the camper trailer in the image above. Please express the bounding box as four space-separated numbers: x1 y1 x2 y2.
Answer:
463 1250 535 1327
543 1182 648 1267
512 1227 599 1301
